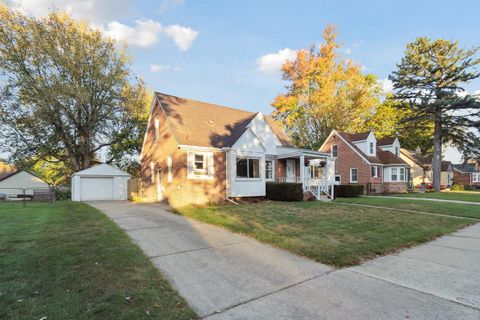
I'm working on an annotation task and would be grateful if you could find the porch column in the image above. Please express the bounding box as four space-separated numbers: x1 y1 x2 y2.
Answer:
299 155 305 191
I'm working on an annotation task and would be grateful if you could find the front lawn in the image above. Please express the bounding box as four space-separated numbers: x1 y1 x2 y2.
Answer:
175 201 472 267
336 197 480 219
392 190 480 202
0 201 196 320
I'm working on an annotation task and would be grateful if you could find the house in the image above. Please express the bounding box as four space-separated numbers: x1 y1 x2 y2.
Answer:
319 130 409 193
140 92 336 207
0 169 50 198
400 149 454 189
452 162 480 187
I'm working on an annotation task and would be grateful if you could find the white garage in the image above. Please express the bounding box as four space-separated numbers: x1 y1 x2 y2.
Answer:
71 164 130 201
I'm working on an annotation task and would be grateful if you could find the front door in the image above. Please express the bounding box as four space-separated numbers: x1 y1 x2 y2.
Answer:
286 159 296 182
157 168 163 202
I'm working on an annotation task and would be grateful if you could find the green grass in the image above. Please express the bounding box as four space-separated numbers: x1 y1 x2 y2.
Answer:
175 201 472 267
392 190 480 202
0 201 196 320
336 197 480 219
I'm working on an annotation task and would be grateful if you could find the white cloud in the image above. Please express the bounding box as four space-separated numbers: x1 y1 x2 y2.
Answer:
257 48 297 74
163 24 199 51
12 0 198 50
150 64 180 72
104 20 163 48
380 78 394 94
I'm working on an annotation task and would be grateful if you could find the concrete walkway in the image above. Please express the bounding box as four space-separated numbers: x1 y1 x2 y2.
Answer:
366 195 480 205
89 201 480 319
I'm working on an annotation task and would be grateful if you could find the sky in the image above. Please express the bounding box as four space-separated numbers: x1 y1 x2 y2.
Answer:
7 0 480 162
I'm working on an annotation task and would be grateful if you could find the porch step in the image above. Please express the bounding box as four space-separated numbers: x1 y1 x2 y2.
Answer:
303 192 316 201
318 194 332 202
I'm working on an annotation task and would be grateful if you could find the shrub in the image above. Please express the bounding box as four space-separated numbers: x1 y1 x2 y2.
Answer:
451 183 464 191
55 188 71 200
334 184 364 198
266 182 303 201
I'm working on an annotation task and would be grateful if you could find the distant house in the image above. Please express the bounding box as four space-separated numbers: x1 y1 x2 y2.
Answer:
140 92 336 206
400 149 453 188
453 162 480 187
319 130 409 193
0 169 50 198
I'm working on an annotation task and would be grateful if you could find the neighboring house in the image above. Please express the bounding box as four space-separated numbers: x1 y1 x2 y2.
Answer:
0 161 17 180
400 149 454 188
140 92 336 207
319 130 409 193
452 162 480 187
0 170 50 198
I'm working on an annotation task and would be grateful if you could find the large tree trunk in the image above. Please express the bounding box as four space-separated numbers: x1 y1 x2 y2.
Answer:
432 113 442 192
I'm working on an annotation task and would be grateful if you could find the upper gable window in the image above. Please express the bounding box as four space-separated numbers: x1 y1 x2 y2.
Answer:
154 117 160 141
331 145 338 158
395 146 399 156
369 142 374 154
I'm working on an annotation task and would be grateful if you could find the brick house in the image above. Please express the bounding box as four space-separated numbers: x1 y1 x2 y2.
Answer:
140 93 336 206
453 162 480 187
319 130 410 193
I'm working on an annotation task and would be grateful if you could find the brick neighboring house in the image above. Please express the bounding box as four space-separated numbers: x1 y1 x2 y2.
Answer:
140 92 336 206
452 162 480 187
319 130 410 193
400 149 454 189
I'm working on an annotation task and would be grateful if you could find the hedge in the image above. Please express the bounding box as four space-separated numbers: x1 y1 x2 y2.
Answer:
334 184 364 198
266 182 303 201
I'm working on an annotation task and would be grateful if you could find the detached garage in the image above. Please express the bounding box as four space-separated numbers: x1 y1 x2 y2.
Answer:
71 164 130 201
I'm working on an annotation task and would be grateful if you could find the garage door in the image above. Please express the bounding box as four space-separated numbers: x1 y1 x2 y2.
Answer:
80 177 113 201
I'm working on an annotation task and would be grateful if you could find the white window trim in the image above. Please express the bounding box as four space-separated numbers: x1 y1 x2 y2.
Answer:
236 157 261 180
472 173 480 183
391 167 398 182
369 142 374 155
350 168 358 183
331 144 338 158
371 166 378 178
150 161 155 183
334 175 341 185
265 160 275 181
399 167 405 182
187 151 214 180
167 155 173 183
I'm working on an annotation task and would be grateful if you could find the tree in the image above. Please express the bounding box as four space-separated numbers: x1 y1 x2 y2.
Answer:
0 6 148 175
272 25 381 150
365 95 435 152
390 37 480 191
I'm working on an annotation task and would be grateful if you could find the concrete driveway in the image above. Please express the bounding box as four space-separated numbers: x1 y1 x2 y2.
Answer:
89 201 480 319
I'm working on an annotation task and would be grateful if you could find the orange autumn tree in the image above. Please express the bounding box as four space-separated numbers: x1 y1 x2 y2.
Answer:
272 25 380 149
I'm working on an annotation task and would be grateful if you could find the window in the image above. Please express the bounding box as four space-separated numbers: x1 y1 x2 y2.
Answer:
331 145 338 157
265 160 274 180
350 168 358 183
167 156 173 183
395 146 399 156
150 161 155 183
399 168 405 181
369 142 374 154
391 168 398 181
154 117 160 141
236 158 260 179
473 173 480 183
371 166 378 178
194 154 207 175
334 175 341 184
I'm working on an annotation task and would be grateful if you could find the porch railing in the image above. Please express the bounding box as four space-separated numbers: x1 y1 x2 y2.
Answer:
275 177 335 200
276 176 303 183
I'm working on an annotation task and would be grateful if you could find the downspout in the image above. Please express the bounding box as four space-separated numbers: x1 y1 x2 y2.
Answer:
222 147 238 205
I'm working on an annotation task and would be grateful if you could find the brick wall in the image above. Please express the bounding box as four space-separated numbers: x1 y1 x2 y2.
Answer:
141 101 226 207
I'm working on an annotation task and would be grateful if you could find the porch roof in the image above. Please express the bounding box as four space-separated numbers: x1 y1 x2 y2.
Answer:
276 146 330 159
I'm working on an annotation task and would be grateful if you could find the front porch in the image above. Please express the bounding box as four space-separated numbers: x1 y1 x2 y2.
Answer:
275 147 336 200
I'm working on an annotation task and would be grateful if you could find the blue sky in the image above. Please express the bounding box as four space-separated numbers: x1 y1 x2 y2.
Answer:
11 0 480 161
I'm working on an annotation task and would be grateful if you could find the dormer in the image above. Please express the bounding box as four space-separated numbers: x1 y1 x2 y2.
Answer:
351 131 377 157
378 136 401 157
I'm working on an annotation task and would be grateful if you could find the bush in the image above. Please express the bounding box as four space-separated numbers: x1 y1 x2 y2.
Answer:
334 184 364 198
55 188 71 200
266 182 303 201
451 183 464 191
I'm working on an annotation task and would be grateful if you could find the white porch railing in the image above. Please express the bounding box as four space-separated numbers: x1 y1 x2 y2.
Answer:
276 176 302 183
304 178 335 200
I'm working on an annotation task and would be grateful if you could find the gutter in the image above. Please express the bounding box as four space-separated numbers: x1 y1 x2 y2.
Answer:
221 147 238 205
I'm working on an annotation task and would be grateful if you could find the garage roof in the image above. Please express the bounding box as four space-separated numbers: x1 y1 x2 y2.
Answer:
72 164 130 177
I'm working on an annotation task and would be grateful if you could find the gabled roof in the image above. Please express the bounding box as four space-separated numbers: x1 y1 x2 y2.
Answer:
377 136 397 146
72 164 130 177
0 170 47 183
155 92 292 148
453 163 478 173
336 131 408 166
401 149 454 172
